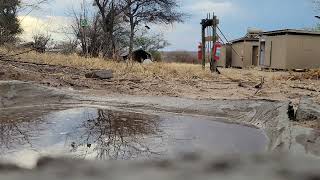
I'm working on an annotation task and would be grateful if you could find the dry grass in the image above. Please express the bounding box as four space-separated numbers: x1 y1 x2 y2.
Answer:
0 48 214 81
1 47 318 83
273 69 320 81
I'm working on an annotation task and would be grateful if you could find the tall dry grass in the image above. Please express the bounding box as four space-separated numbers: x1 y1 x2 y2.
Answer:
0 48 214 81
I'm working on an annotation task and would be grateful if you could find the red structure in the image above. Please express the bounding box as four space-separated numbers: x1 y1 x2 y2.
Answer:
197 43 203 61
213 42 222 61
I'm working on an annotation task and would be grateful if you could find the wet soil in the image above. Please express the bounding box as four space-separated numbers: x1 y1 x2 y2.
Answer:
0 107 267 168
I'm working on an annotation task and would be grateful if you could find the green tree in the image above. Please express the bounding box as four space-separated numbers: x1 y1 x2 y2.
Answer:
0 0 22 45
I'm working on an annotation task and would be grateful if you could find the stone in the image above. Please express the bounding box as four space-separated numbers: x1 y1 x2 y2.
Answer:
142 59 153 64
85 70 113 80
296 97 320 121
0 72 4 76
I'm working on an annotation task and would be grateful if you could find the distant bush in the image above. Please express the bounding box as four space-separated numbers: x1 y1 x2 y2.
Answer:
163 51 199 64
150 50 162 62
53 40 78 55
33 33 51 53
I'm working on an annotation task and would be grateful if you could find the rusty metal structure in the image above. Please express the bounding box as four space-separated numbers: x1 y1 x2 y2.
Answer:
201 13 219 72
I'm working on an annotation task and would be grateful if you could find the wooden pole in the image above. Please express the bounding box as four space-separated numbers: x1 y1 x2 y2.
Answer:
201 20 206 70
210 14 218 73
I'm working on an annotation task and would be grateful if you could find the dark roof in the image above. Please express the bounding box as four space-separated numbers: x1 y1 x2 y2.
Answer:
261 29 320 36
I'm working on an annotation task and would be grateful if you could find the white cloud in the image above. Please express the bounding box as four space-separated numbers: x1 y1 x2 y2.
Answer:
18 15 73 42
186 1 235 16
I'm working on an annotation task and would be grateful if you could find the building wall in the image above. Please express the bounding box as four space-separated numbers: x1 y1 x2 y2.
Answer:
231 42 244 68
243 41 259 67
231 41 259 68
218 44 232 68
260 35 288 69
261 34 320 69
285 35 320 69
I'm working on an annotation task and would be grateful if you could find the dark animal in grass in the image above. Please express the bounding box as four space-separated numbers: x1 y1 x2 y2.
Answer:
122 49 152 63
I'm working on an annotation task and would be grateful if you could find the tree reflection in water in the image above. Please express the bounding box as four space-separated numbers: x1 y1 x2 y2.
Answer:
67 109 164 160
0 110 43 153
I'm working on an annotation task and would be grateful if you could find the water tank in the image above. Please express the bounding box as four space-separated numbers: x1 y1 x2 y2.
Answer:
247 28 263 34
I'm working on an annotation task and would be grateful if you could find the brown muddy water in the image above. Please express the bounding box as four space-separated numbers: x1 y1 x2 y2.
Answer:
0 107 268 167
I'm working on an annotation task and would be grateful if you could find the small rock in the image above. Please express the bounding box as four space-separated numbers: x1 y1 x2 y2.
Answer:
142 59 153 64
85 70 113 80
0 72 4 76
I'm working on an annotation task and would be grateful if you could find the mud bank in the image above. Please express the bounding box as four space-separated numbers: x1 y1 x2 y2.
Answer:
0 81 319 166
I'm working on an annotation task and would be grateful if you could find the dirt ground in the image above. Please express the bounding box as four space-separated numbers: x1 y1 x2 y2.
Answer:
0 56 319 106
0 53 320 131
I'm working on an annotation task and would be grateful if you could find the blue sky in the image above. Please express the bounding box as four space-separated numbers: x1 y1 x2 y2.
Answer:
21 0 319 51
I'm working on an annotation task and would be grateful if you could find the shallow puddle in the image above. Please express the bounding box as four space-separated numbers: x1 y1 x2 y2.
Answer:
0 107 268 167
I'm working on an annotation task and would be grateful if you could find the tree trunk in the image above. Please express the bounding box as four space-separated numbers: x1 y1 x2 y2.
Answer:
129 16 135 60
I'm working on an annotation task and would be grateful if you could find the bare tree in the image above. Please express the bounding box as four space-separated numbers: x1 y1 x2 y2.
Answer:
71 9 103 57
66 109 163 160
19 0 52 16
121 0 185 59
315 0 320 10
134 31 169 51
93 0 124 58
313 0 320 30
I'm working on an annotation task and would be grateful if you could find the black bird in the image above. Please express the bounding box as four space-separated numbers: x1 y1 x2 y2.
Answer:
315 16 320 19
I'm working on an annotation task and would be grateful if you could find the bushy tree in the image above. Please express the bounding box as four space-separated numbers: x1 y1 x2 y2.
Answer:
0 0 22 45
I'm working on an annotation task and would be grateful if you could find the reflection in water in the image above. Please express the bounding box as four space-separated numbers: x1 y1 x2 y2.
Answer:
0 110 44 152
0 107 268 167
66 109 163 160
